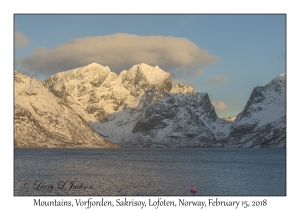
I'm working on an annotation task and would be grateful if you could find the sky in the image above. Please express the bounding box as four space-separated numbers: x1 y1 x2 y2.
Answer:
14 14 286 118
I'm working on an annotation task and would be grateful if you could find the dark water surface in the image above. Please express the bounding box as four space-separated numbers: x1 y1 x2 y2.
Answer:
14 148 286 196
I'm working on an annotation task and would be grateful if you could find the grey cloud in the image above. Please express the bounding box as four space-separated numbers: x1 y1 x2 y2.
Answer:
15 31 29 47
172 79 197 87
17 33 218 79
206 75 228 86
211 101 229 111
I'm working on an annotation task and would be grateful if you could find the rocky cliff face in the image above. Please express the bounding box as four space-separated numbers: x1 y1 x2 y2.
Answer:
120 91 232 148
20 63 285 148
14 70 118 148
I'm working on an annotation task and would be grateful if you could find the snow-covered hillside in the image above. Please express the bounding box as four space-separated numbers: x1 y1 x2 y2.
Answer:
14 70 118 148
225 73 286 147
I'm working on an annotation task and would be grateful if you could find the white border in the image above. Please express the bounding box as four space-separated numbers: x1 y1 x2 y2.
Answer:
3 0 299 209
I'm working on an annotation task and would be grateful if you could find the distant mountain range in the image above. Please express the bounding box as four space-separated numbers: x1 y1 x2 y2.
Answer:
221 116 237 122
14 63 286 148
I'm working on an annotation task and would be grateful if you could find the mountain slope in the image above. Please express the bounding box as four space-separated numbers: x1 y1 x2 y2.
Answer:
40 63 286 148
124 91 232 147
225 73 286 148
14 70 118 148
92 71 286 148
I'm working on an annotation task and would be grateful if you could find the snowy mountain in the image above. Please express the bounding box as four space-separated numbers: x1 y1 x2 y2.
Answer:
19 62 285 148
224 73 286 148
91 66 285 148
42 63 229 147
221 116 237 122
14 70 118 148
43 63 172 123
120 91 232 148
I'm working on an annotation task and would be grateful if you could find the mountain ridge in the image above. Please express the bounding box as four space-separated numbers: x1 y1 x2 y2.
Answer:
15 63 286 148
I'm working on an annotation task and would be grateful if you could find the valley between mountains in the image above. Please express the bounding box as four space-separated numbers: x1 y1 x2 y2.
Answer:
14 63 286 148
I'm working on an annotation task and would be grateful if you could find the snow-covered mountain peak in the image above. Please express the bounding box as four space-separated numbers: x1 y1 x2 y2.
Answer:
118 70 128 78
75 63 110 79
15 70 43 94
15 70 36 83
44 62 112 89
129 63 170 86
270 73 286 83
43 63 172 123
86 62 103 67
77 62 110 74
264 73 286 95
121 63 171 95
230 73 286 140
170 83 196 94
221 116 237 122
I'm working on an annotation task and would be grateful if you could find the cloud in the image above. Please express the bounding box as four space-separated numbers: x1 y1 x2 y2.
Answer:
211 101 229 111
17 33 218 79
206 74 228 86
15 31 29 47
172 79 197 87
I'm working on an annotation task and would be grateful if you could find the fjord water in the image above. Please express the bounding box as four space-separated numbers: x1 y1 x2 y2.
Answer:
14 148 285 196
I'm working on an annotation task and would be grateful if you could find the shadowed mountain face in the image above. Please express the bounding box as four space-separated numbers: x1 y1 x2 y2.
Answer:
122 91 231 148
14 70 119 148
38 63 286 148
